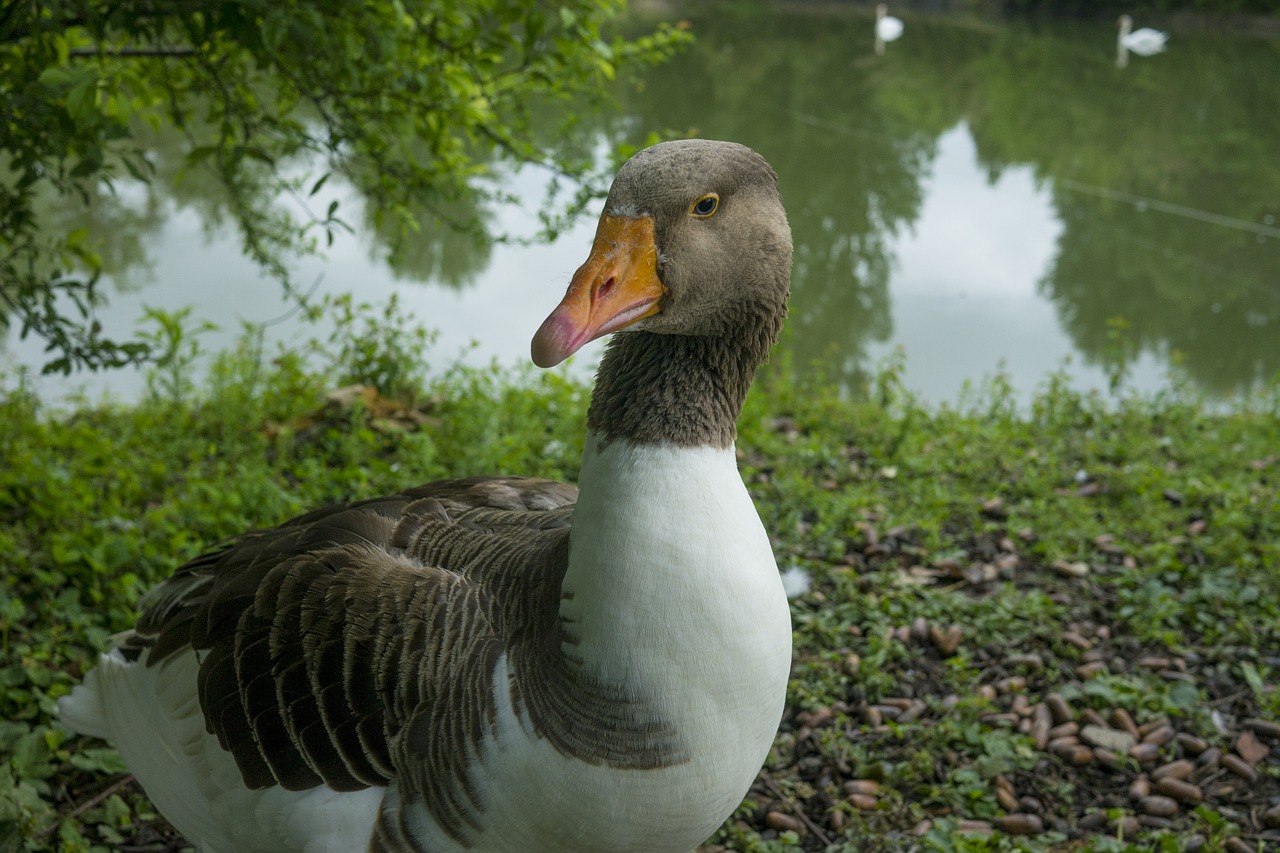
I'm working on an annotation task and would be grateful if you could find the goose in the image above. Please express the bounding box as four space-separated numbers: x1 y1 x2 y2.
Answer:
58 139 795 853
875 3 904 55
1117 14 1167 67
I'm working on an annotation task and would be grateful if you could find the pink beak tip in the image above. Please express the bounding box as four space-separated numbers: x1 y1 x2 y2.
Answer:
530 314 575 368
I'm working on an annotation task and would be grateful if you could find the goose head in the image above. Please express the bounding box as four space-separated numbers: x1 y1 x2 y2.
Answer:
531 139 792 370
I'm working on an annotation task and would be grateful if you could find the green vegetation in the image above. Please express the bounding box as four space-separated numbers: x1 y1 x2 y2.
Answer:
0 0 686 372
2 305 1277 851
10 5 1279 400
622 5 1280 396
1002 0 1280 14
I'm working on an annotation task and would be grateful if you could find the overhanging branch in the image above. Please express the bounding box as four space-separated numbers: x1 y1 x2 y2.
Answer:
69 45 195 57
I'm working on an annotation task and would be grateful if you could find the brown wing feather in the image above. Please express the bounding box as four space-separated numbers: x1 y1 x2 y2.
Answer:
125 476 577 813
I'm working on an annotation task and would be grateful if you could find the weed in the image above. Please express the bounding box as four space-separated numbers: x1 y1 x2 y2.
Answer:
1 305 1277 851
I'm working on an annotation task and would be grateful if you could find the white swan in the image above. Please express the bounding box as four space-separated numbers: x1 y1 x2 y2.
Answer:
1117 14 1168 67
875 4 904 55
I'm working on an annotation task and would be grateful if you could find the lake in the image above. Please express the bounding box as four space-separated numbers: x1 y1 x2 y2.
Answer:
6 4 1278 406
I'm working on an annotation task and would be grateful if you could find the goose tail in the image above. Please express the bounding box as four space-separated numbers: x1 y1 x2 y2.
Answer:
57 651 121 740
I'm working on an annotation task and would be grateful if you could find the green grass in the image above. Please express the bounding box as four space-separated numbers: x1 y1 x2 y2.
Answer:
2 306 1277 852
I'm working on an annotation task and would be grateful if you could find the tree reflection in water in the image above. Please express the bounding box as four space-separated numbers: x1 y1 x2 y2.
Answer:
13 7 1279 401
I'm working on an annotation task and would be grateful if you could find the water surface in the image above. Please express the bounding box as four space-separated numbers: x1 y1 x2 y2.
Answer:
7 6 1278 405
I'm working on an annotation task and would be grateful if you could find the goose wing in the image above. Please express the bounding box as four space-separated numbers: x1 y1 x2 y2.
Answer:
124 476 576 838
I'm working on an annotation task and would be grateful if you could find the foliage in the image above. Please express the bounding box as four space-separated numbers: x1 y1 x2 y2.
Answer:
1002 0 1280 14
0 0 688 373
10 4 1279 401
1 300 1277 850
308 292 437 404
615 6 1280 397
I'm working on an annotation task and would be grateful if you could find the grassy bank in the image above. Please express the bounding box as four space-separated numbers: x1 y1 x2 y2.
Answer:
2 309 1278 852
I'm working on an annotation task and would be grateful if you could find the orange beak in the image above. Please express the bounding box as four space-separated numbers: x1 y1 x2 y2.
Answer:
531 214 666 368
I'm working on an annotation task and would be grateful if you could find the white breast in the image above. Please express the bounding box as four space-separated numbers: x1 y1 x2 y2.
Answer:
396 437 793 852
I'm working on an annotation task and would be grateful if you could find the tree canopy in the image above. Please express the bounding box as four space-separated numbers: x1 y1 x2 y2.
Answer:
0 0 686 373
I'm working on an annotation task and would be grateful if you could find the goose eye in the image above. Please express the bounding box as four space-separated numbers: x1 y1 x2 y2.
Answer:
690 194 719 217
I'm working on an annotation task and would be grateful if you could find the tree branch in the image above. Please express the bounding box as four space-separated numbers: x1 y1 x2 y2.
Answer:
38 775 138 838
69 45 195 57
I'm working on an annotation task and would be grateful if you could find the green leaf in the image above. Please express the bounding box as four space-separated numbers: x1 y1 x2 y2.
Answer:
69 748 129 774
10 731 55 781
65 72 101 121
1240 662 1264 697
186 146 219 166
1166 679 1200 714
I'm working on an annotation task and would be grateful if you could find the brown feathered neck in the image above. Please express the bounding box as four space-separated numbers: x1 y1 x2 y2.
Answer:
585 300 784 448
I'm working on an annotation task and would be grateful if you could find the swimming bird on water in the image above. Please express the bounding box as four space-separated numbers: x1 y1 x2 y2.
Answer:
1117 14 1168 67
875 4 904 55
59 138 795 853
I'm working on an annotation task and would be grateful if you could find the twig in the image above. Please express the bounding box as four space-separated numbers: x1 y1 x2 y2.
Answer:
259 274 325 329
1208 689 1249 708
37 774 136 839
69 46 195 57
762 773 834 847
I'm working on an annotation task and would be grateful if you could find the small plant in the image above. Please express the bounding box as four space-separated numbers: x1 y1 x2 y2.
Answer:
137 306 218 404
310 292 437 403
1102 315 1136 395
4 305 1278 852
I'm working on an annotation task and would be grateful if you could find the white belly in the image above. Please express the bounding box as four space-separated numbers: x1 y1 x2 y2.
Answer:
59 648 384 853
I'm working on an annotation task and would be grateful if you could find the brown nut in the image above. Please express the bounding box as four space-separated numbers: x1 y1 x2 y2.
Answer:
1151 759 1194 782
1048 735 1081 756
844 779 881 796
994 814 1043 836
1093 747 1122 769
1137 717 1171 736
955 819 993 835
1048 721 1079 740
1175 732 1208 754
847 793 878 811
1220 754 1258 782
1245 718 1280 739
1045 693 1073 724
1197 746 1222 768
765 811 804 833
1110 708 1140 738
1138 795 1178 818
1069 745 1094 765
996 786 1019 812
1109 815 1141 837
1154 777 1202 804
